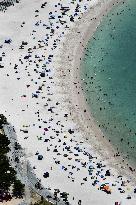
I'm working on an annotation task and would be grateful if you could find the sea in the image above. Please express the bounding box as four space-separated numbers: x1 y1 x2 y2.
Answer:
81 0 136 167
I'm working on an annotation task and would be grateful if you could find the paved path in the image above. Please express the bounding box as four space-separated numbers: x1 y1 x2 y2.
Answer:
4 124 69 205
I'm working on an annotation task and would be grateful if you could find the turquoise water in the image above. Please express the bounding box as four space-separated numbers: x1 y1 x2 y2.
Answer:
81 0 136 167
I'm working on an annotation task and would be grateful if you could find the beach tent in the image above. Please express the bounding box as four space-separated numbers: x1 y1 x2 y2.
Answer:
43 172 49 178
32 93 38 98
4 38 12 44
38 155 43 160
68 129 74 134
100 184 111 194
105 170 110 176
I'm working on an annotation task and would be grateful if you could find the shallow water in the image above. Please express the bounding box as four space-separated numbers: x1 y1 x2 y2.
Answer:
81 0 136 167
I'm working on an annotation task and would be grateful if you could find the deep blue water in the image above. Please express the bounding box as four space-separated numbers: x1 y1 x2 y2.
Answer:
81 0 136 166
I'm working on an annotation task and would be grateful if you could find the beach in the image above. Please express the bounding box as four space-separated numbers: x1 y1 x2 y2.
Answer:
0 0 136 204
0 198 23 205
60 0 136 178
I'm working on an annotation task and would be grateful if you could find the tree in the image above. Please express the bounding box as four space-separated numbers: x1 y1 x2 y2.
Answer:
12 180 25 198
0 114 7 128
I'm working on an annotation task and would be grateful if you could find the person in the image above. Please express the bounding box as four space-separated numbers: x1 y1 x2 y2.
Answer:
115 202 121 205
78 200 81 205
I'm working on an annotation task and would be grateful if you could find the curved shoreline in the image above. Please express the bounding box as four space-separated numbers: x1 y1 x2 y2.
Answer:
0 0 136 204
58 0 136 184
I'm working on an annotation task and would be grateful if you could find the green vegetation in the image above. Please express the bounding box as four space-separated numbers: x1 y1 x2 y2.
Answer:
12 180 25 198
0 0 20 12
0 132 10 155
0 114 7 128
33 200 53 205
0 155 16 191
0 114 55 204
0 114 25 200
30 190 54 205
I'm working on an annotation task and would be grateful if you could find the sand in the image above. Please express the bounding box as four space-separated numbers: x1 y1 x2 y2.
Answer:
59 0 136 181
0 0 136 205
0 198 23 205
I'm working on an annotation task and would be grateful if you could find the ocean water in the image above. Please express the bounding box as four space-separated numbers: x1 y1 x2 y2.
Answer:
81 0 136 167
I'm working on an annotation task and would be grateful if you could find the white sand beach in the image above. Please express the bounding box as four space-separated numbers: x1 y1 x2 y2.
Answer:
0 0 136 204
0 198 23 205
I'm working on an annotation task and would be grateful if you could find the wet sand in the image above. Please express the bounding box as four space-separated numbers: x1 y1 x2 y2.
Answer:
60 0 136 178
0 0 136 204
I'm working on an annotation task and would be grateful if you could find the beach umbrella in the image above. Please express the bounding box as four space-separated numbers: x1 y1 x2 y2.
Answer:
40 72 45 77
44 128 48 131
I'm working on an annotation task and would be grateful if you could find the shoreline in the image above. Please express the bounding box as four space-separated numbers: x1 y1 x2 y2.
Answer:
0 0 136 204
58 0 136 183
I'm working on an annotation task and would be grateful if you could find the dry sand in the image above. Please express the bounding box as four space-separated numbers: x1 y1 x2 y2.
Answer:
59 0 136 181
0 198 23 205
0 0 136 205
